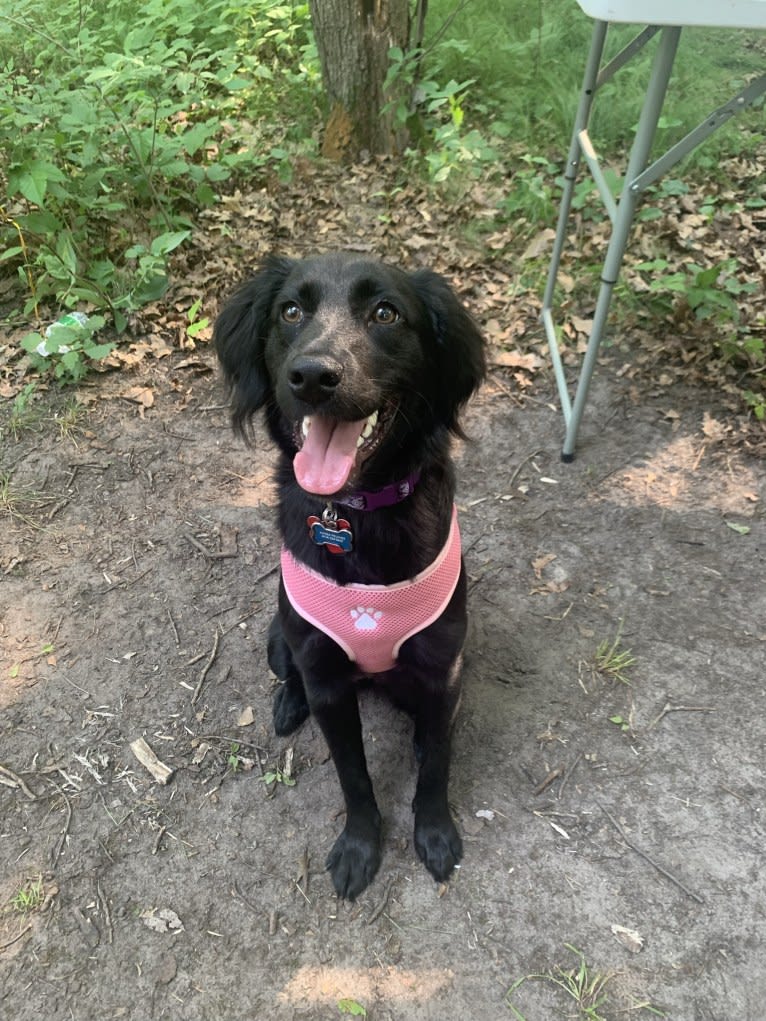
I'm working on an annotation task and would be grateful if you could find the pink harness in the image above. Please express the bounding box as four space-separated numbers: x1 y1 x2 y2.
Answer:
281 507 462 674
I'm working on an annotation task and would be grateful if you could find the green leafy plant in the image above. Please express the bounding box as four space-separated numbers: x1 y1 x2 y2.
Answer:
227 742 241 773
186 297 210 341
743 388 765 421
634 257 758 328
609 713 631 733
260 767 296 788
386 42 497 182
0 0 319 333
20 314 112 383
337 1000 366 1017
499 155 558 229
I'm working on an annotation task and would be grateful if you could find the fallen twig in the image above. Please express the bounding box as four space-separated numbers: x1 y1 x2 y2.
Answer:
129 738 174 785
558 751 583 801
534 765 564 797
368 875 397 925
191 629 221 706
0 763 38 799
152 825 167 856
183 532 238 560
296 847 310 898
97 880 113 945
167 608 180 648
649 701 716 730
508 449 544 490
0 925 32 952
598 802 704 904
50 785 73 866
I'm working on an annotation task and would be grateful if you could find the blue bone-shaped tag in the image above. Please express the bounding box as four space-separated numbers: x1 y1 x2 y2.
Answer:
307 517 353 554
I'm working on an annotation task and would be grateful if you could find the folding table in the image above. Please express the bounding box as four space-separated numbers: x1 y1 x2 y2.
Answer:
542 0 766 460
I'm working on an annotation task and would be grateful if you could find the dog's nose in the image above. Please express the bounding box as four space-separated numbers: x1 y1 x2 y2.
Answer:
288 355 343 405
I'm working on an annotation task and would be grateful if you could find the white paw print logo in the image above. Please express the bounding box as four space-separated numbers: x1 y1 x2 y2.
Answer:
350 606 383 631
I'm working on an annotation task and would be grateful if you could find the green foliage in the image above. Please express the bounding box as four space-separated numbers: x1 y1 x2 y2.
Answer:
337 1000 366 1017
507 944 613 1021
10 876 45 914
0 0 319 333
20 313 112 382
635 257 757 326
227 742 241 773
5 383 41 439
186 297 210 341
594 623 636 685
426 0 764 162
386 42 497 182
259 767 296 787
499 155 558 229
634 257 763 408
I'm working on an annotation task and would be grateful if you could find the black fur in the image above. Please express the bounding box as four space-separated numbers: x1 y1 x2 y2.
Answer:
215 251 485 899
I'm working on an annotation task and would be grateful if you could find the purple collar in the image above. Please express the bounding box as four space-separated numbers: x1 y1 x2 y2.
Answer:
335 470 421 512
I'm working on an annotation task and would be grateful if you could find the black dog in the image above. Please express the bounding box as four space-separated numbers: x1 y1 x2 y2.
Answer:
214 252 485 899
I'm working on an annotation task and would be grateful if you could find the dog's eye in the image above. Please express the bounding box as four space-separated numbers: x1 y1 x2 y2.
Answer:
371 302 399 325
281 303 303 325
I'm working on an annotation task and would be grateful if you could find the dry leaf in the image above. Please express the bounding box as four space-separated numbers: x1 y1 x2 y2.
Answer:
532 553 557 579
570 315 593 335
493 350 542 370
140 908 185 934
521 228 555 261
611 924 644 953
237 706 255 727
701 412 727 442
191 741 211 765
122 386 155 408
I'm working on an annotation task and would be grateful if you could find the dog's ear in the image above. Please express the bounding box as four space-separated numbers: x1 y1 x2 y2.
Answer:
214 255 295 437
410 269 486 435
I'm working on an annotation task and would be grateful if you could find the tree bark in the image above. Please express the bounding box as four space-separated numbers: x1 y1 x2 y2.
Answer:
309 0 412 160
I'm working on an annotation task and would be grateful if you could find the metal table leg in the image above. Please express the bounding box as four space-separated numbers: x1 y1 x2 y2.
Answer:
560 26 681 460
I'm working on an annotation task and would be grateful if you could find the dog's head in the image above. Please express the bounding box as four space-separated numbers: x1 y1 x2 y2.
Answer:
214 252 485 496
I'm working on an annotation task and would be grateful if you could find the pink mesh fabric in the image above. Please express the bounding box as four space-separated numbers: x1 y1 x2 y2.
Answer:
280 507 462 674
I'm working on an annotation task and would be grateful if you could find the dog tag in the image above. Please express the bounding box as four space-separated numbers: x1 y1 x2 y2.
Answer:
307 504 353 554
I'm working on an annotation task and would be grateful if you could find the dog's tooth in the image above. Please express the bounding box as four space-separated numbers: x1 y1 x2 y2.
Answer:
361 411 378 440
301 416 311 437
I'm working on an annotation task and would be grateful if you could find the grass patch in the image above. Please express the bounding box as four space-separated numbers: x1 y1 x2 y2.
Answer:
594 622 636 685
10 876 45 914
427 0 764 164
507 944 666 1020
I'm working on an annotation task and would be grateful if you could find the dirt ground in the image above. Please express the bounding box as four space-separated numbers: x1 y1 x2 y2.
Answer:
1 315 764 1021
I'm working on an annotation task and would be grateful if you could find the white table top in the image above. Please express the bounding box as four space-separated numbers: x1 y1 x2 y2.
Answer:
577 0 766 27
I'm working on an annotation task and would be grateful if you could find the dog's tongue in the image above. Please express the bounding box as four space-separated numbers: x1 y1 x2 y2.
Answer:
293 416 367 495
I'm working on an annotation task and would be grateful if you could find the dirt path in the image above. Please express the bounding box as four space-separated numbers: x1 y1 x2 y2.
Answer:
1 347 764 1020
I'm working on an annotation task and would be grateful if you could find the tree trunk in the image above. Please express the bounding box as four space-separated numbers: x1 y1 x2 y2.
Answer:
309 0 412 160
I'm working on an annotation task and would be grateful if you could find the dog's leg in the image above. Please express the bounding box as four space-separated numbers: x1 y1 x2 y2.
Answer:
268 614 310 736
411 662 463 883
310 690 382 900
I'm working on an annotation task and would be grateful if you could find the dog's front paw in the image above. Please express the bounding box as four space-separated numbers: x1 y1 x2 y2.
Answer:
414 810 463 883
272 680 310 736
326 814 382 901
